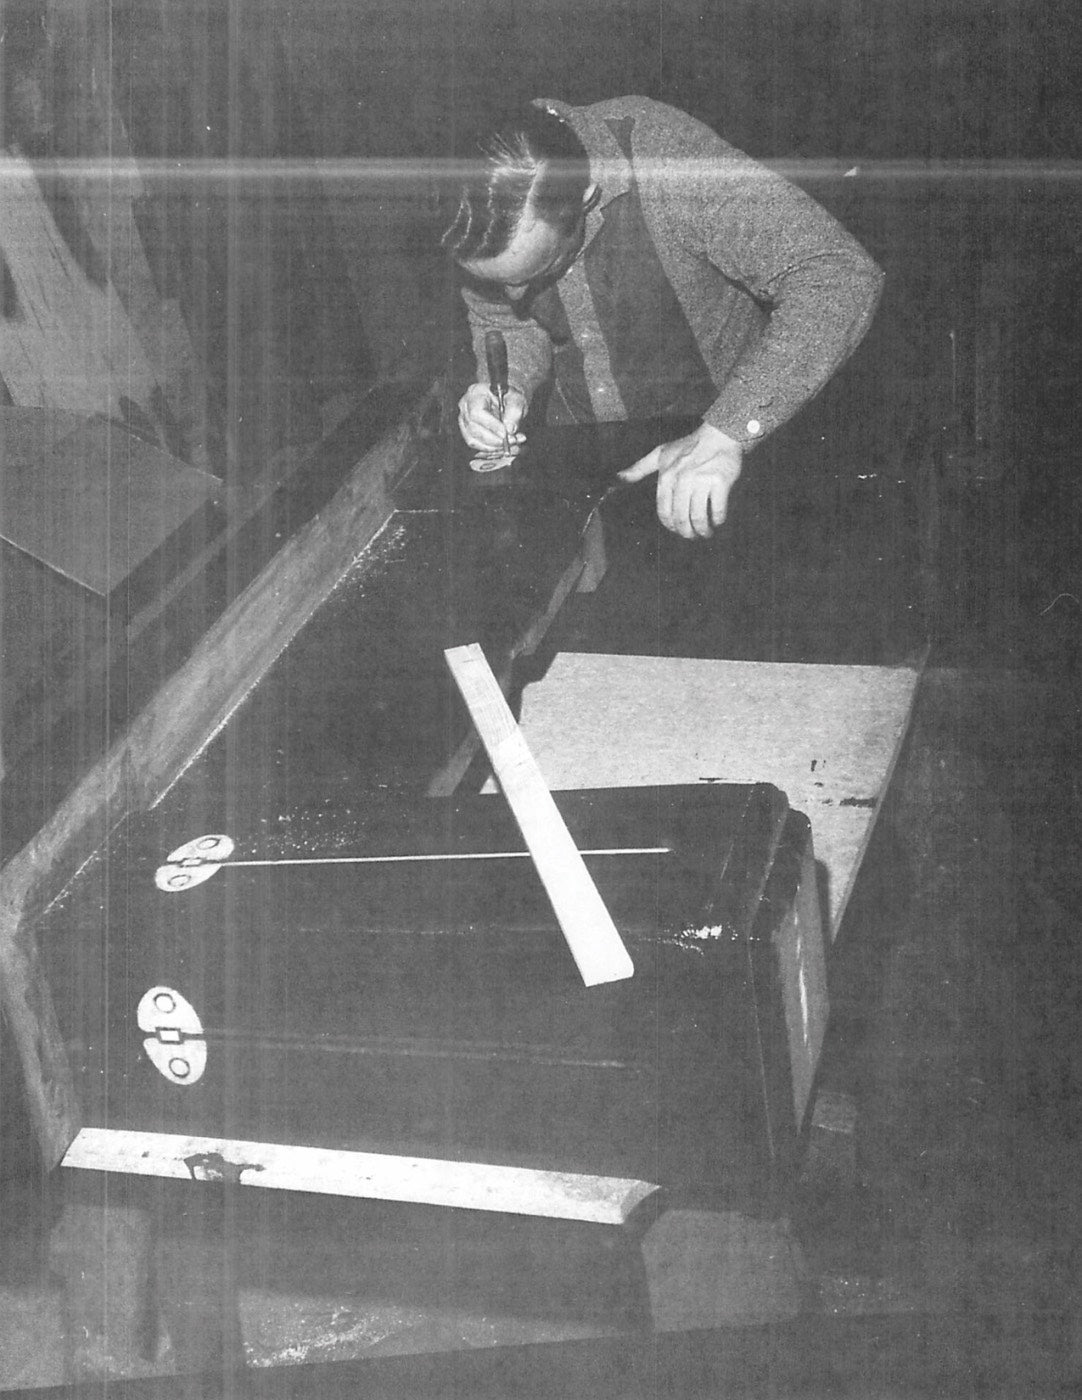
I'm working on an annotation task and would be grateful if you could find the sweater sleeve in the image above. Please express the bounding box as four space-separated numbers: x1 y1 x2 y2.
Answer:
459 281 553 405
634 102 884 446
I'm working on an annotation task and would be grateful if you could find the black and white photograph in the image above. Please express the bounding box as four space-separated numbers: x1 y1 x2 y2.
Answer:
0 1 1078 1394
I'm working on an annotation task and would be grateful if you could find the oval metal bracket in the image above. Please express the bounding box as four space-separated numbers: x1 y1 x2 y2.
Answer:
137 985 207 1086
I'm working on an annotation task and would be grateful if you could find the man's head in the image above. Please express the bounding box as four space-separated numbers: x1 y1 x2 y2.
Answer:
443 103 598 300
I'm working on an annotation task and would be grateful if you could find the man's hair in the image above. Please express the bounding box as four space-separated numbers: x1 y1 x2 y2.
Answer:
442 103 591 261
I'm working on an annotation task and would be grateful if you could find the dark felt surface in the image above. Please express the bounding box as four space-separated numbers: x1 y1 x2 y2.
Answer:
39 780 813 1211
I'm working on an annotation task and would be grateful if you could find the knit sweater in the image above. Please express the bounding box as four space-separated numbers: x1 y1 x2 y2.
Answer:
460 96 884 449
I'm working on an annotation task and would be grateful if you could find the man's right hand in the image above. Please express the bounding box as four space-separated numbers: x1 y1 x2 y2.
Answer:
457 383 528 452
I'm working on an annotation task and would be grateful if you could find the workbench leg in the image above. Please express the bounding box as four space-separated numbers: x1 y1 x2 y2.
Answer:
50 1172 247 1381
49 1174 161 1380
151 1181 246 1379
640 1209 804 1331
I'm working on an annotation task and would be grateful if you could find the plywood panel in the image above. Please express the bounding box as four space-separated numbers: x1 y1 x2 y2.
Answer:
498 653 922 938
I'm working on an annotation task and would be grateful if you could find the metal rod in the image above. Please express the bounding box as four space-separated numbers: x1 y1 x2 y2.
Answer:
204 846 670 871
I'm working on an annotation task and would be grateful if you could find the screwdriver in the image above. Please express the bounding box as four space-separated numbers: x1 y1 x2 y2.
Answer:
484 329 512 453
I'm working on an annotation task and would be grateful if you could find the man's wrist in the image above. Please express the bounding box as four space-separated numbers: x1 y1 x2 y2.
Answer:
696 422 743 456
702 411 769 449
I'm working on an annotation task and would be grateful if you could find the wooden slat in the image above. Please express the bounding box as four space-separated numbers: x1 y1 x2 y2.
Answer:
444 644 634 988
63 1128 659 1225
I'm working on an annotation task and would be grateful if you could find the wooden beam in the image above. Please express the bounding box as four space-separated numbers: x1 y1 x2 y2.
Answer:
62 1128 659 1226
0 906 83 1172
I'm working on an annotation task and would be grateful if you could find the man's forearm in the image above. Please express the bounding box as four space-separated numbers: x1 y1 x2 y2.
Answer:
703 247 885 447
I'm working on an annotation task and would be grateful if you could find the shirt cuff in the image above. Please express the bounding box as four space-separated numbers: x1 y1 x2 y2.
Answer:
704 399 773 449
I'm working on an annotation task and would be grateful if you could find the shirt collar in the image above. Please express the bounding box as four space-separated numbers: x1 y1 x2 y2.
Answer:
533 98 632 206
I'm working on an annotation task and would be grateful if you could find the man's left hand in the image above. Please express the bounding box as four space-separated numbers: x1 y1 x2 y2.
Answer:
618 423 744 539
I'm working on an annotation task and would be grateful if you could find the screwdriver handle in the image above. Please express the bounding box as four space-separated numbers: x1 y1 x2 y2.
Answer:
484 330 509 405
484 330 512 452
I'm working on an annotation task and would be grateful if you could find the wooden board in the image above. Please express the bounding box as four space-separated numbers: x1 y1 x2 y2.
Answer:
0 411 220 594
444 644 633 987
63 1129 657 1226
493 653 922 939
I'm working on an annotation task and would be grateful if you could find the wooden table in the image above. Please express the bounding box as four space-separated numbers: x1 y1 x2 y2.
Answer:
5 411 926 1376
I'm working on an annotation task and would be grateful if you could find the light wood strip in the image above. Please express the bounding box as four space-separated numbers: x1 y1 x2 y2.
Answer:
444 644 634 987
62 1128 658 1226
